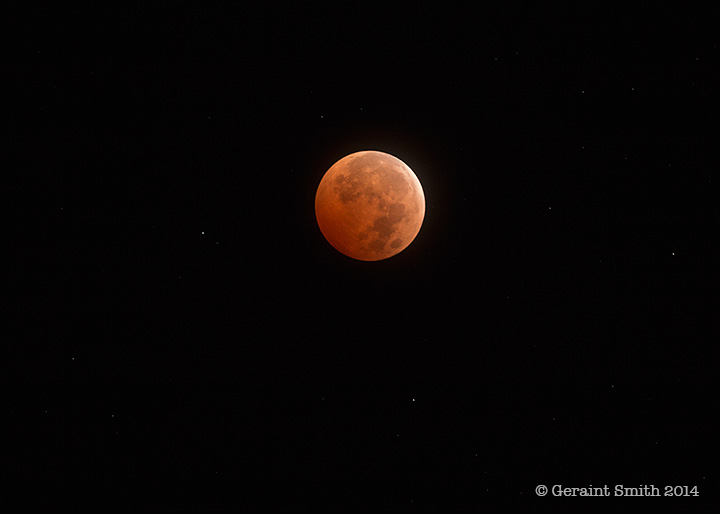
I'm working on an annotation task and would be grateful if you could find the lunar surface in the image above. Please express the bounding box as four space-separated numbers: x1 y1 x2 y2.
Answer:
315 150 425 261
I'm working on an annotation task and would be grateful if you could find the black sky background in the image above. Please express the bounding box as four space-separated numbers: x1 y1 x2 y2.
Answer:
10 2 717 509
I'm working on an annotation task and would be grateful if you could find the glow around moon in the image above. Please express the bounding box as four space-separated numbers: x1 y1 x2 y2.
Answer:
315 150 425 261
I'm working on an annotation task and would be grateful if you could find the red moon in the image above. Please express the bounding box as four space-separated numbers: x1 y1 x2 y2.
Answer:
315 150 425 261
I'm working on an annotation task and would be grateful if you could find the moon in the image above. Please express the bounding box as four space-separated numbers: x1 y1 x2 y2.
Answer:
315 150 425 261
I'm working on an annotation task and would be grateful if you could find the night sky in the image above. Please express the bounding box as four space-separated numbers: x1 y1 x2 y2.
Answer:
11 2 717 509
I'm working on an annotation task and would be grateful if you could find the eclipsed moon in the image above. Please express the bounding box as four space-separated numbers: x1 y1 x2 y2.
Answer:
315 150 425 261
